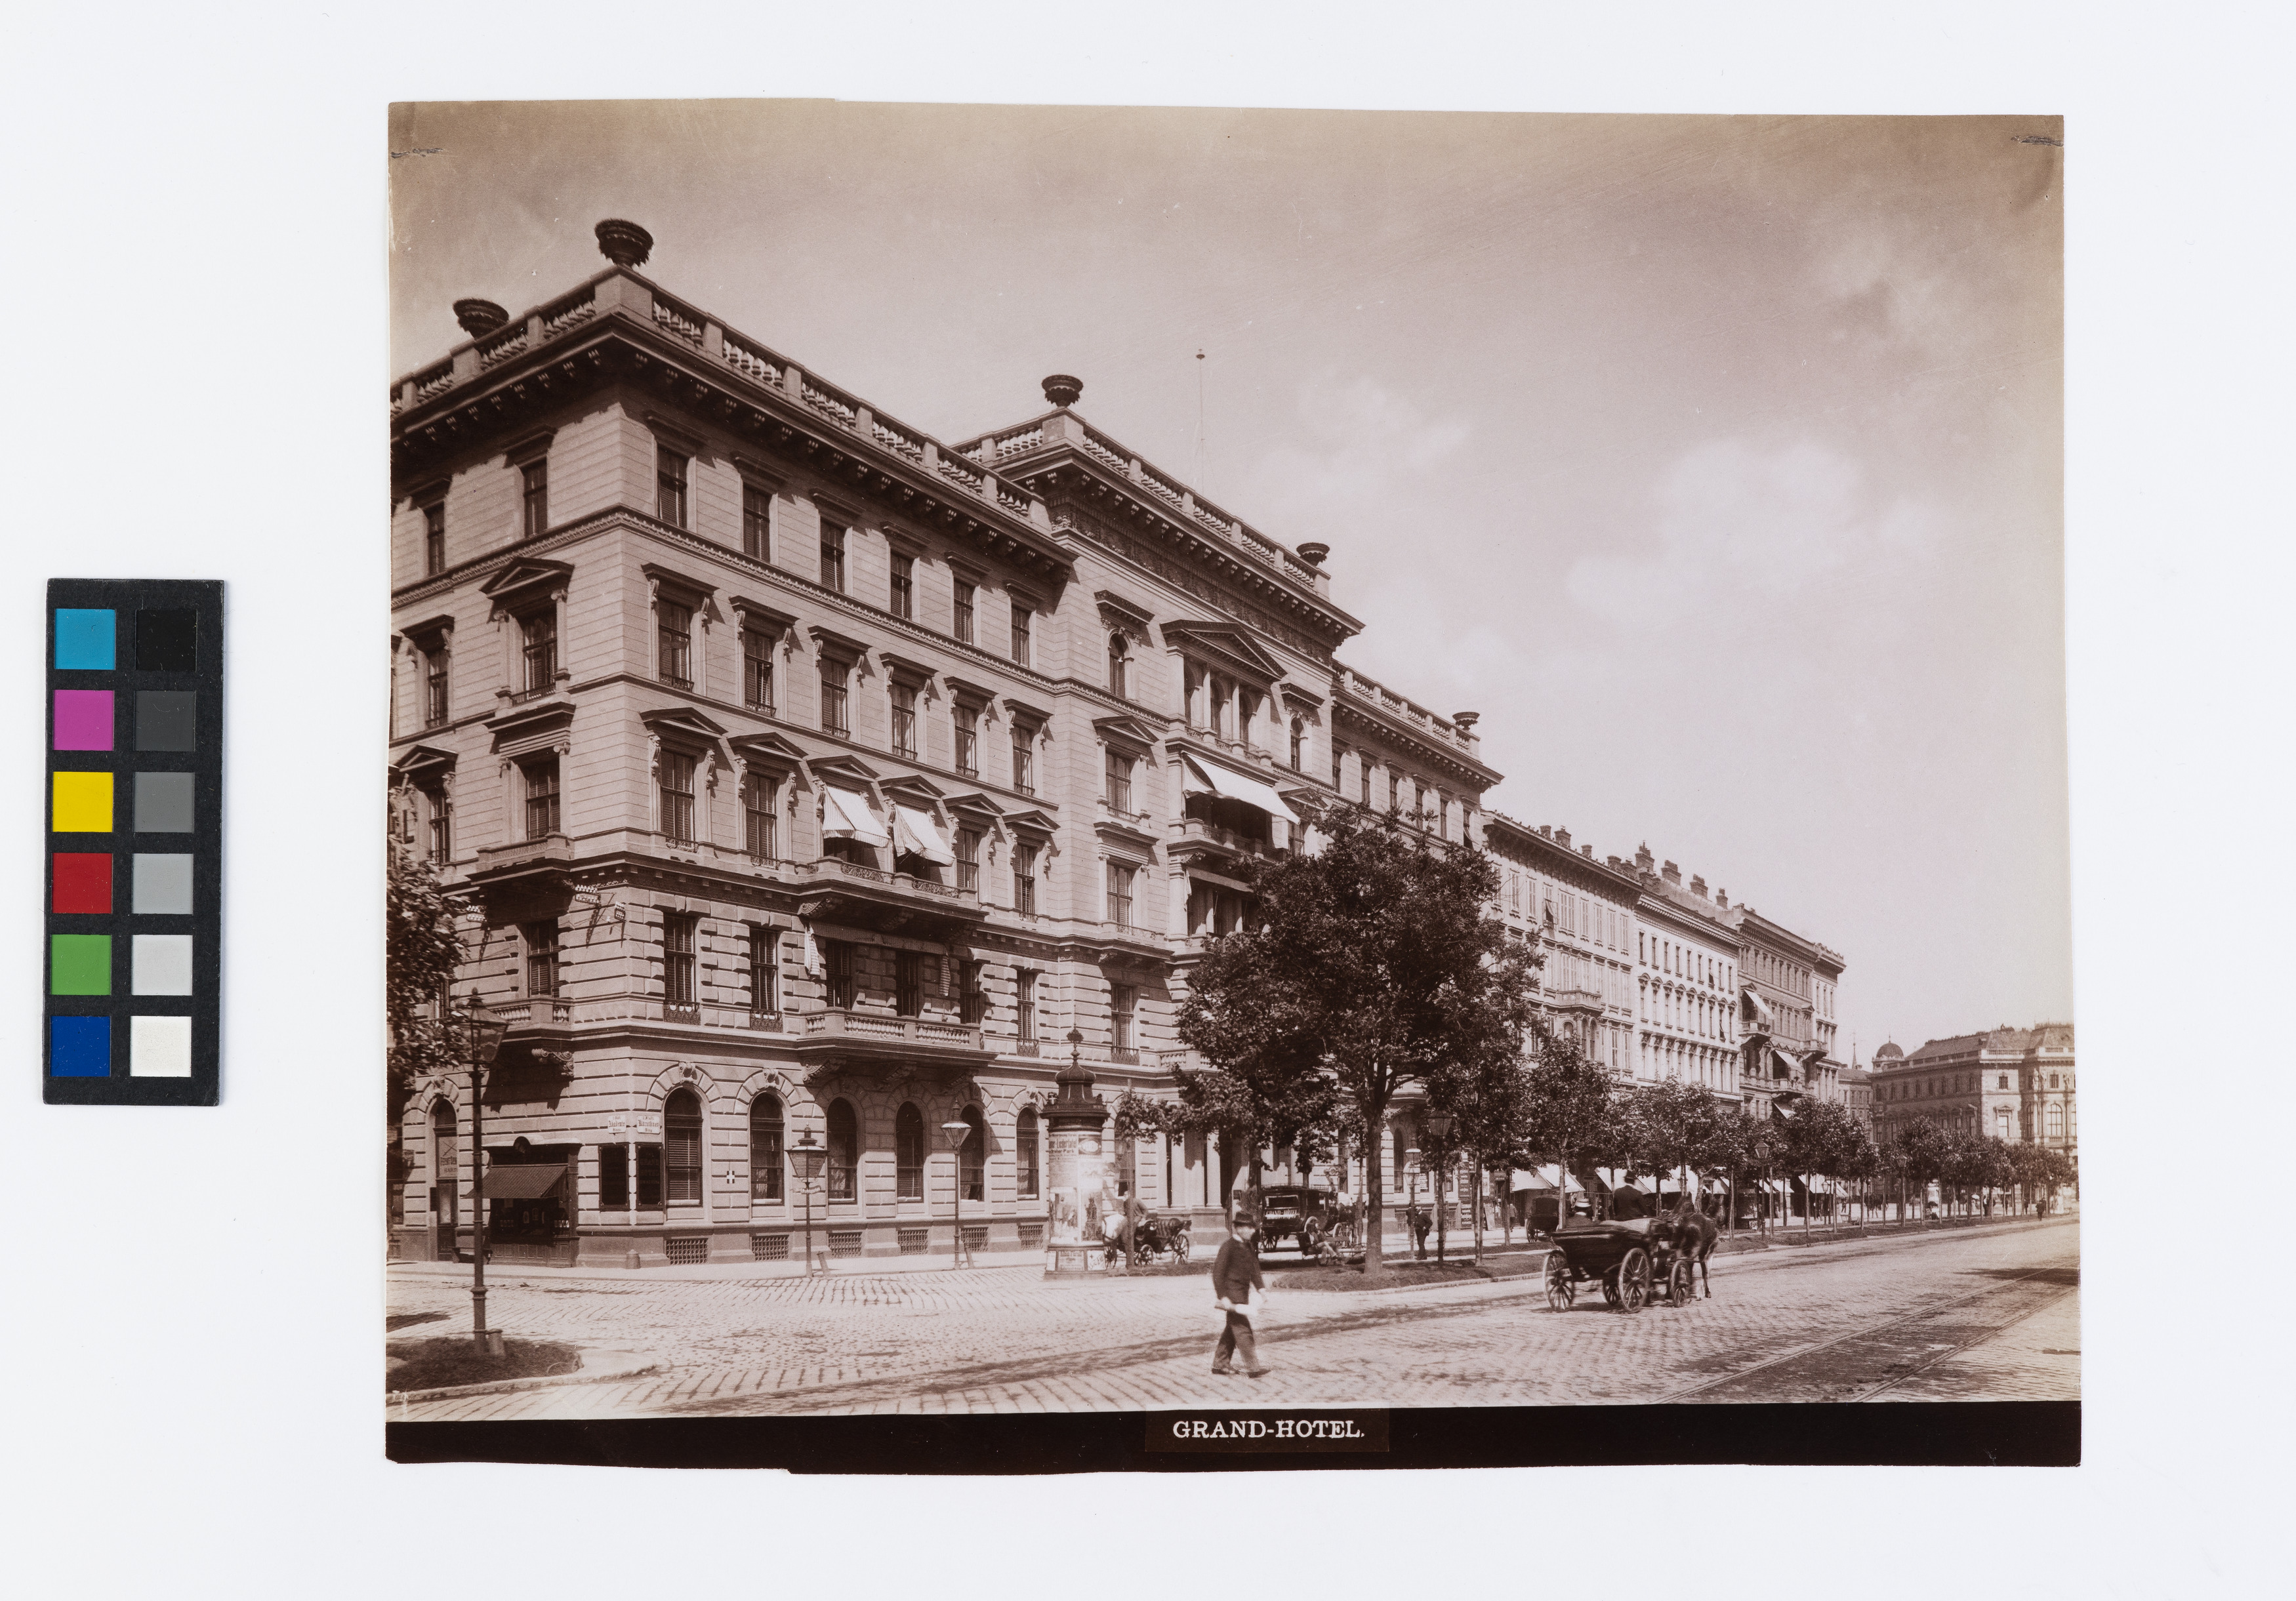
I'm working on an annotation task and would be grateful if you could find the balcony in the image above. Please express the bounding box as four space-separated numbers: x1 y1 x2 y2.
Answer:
1166 815 1281 865
493 994 576 1061
793 856 986 940
790 1007 996 1078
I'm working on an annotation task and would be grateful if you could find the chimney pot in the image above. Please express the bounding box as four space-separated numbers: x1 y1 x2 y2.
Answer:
594 218 654 269
453 298 509 338
1717 889 1729 907
1296 541 1330 566
1555 827 1571 849
1041 374 1084 407
1662 860 1681 885
1691 875 1708 899
1581 845 1594 859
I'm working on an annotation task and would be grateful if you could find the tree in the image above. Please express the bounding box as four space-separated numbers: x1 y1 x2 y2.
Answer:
1712 1103 1772 1234
1423 1030 1539 1263
1519 1024 1622 1230
1889 1117 1956 1220
1178 807 1538 1280
387 842 465 1228
1780 1098 1859 1234
1624 1079 1729 1217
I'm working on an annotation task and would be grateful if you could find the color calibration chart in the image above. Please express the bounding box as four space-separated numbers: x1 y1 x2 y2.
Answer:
45 580 222 1105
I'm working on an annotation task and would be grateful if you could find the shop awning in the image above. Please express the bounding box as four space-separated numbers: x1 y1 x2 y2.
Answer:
1595 1167 1635 1191
1180 754 1301 824
1658 1167 1699 1193
821 786 890 847
892 804 954 865
1510 1165 1584 1194
478 1164 568 1200
1742 986 1776 1028
1762 1178 1792 1196
1771 1044 1804 1079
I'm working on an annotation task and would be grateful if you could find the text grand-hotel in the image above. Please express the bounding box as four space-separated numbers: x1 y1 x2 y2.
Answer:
389 222 1846 1267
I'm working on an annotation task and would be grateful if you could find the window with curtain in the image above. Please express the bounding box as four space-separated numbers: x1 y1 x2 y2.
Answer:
823 939 854 1010
890 681 917 757
748 925 777 1014
523 757 561 839
655 447 688 527
521 610 557 695
1015 1106 1039 1198
1010 603 1032 666
750 1093 784 1200
953 702 979 777
1013 843 1037 914
819 521 847 592
1103 747 1132 813
658 750 696 842
523 920 558 997
1011 722 1035 794
960 960 985 1024
1106 861 1134 927
662 912 697 1010
955 828 980 895
819 657 850 737
895 1103 925 1201
827 1099 857 1202
742 482 771 559
743 628 774 712
657 599 693 688
1016 969 1036 1041
890 552 914 619
744 775 775 860
664 1089 703 1205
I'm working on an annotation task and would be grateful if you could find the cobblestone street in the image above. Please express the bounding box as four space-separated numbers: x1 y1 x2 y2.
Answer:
390 1215 2078 1420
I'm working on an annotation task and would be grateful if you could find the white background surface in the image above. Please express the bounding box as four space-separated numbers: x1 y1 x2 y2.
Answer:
0 4 2284 1596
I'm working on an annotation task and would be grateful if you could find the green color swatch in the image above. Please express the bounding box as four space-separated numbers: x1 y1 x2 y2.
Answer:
50 934 113 996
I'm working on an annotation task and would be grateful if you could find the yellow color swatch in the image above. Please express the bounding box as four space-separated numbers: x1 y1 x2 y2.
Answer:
52 771 113 832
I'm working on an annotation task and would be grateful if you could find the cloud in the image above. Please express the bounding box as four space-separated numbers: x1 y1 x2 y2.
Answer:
1566 437 1937 628
1250 375 1473 508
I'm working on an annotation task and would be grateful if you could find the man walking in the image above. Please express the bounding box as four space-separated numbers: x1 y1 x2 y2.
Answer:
1211 1209 1269 1377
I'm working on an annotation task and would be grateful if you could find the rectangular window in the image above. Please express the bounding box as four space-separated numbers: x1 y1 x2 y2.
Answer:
656 447 688 528
748 926 778 1015
424 645 449 727
520 611 557 696
960 960 986 1025
659 750 695 842
1010 603 1032 666
523 758 561 840
895 949 922 1018
663 913 697 1008
823 939 854 1010
1106 861 1135 927
1333 744 1345 790
890 682 917 757
599 1145 630 1210
743 628 774 712
1013 843 1038 915
1012 723 1035 795
819 521 846 592
425 790 452 866
657 602 694 691
523 920 560 996
1017 1117 1039 1199
953 704 979 777
744 777 775 860
636 1146 664 1209
1104 748 1132 814
890 552 914 619
1361 761 1373 806
741 482 771 560
953 580 975 644
819 659 850 737
955 826 981 895
521 459 548 540
1016 969 1036 1041
1111 984 1136 1050
423 502 445 575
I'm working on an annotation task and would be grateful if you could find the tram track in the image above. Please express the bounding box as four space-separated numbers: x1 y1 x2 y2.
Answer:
1655 1266 2078 1404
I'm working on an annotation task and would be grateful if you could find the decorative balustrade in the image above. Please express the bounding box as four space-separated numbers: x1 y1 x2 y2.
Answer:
1137 462 1185 507
979 423 1042 458
872 416 927 461
650 295 706 345
1078 428 1130 472
538 283 595 335
800 1009 983 1051
936 453 983 492
995 481 1031 515
720 331 779 384
1335 666 1473 751
800 374 858 426
495 998 573 1028
477 324 528 368
412 360 455 403
804 855 972 903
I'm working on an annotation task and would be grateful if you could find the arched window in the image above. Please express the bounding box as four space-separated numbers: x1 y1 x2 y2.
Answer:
827 1099 858 1202
2046 1103 2064 1141
961 1105 987 1202
750 1092 784 1201
664 1089 703 1206
895 1103 925 1201
1290 718 1305 771
1015 1106 1040 1200
1107 633 1128 698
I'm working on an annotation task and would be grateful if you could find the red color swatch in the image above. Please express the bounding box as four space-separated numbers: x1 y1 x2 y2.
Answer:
52 853 112 914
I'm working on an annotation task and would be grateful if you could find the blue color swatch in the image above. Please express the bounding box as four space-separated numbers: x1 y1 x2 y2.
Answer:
55 609 117 670
49 1015 112 1076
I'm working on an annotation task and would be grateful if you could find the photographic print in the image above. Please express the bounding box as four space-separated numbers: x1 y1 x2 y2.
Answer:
384 103 2070 1468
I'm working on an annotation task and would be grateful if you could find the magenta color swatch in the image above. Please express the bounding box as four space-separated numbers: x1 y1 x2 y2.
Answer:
53 690 115 751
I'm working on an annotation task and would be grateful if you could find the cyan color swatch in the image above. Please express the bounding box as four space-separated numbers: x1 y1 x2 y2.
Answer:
54 609 116 670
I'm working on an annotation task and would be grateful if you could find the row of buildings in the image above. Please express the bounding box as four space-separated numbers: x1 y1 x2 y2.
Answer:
388 220 1891 1268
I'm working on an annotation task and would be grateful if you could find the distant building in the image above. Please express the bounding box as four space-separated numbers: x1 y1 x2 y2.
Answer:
1841 1064 1874 1129
1870 1025 2076 1169
1483 817 1642 1079
1627 847 1746 1102
1736 905 1845 1116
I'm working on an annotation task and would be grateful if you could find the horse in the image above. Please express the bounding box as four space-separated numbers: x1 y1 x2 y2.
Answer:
1652 1203 1721 1299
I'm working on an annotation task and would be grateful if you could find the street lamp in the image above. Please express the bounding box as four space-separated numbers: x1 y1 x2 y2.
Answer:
459 992 510 1352
1424 1112 1455 1265
942 1117 974 1270
789 1129 826 1273
1403 1146 1422 1259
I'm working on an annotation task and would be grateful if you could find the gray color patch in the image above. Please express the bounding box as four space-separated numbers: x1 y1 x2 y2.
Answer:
133 853 195 914
134 771 195 832
136 691 197 751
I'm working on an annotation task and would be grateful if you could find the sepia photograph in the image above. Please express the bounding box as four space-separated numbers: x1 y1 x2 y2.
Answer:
382 102 2072 1462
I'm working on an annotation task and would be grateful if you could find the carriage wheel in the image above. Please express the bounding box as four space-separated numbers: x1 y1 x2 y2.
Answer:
1135 1240 1154 1266
1545 1251 1574 1312
1601 1267 1621 1307
1617 1249 1650 1313
1172 1230 1190 1263
1669 1259 1695 1307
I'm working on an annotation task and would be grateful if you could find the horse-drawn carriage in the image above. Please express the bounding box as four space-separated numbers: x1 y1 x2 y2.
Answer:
1118 1209 1194 1265
1542 1213 1712 1313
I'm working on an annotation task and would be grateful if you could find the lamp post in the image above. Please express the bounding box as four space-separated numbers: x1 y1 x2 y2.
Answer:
942 1118 974 1269
459 992 510 1352
789 1129 826 1273
1424 1112 1455 1265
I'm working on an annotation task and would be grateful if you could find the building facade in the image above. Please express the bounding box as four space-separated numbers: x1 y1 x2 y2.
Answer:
1626 847 1746 1099
1735 906 1845 1116
1870 1025 2076 1167
388 225 1500 1266
1483 817 1642 1079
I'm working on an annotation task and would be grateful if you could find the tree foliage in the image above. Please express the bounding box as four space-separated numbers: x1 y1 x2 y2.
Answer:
387 841 465 1126
1177 807 1538 1276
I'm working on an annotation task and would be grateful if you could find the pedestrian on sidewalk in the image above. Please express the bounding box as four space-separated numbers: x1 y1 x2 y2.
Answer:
1408 1202 1431 1260
1210 1209 1269 1377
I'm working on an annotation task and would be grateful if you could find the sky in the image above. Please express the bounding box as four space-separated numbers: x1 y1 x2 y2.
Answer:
390 103 2068 1061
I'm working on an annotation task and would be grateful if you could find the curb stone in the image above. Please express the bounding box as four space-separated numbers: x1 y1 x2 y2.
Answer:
388 1347 664 1406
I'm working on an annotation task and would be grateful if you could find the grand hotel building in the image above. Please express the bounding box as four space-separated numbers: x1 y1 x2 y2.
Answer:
388 222 1511 1267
